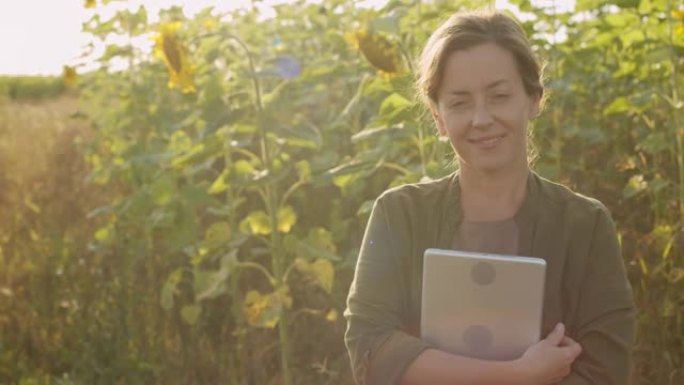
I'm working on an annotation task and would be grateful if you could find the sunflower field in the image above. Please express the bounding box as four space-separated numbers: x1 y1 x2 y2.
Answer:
1 0 684 384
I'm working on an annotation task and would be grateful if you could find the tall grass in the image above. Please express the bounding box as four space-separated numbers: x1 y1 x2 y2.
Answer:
0 77 68 102
0 96 104 384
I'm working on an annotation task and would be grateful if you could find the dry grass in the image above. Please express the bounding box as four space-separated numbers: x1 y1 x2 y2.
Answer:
0 96 101 383
0 96 89 207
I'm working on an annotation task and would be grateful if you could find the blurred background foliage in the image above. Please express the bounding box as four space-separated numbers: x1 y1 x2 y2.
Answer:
1 0 683 384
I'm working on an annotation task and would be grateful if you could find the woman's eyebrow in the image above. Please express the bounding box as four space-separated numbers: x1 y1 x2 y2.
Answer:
486 79 509 89
446 79 510 95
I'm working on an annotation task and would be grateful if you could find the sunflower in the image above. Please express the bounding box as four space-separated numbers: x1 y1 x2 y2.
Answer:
154 22 196 93
346 27 402 75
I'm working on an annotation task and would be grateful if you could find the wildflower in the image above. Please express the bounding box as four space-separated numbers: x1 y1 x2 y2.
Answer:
272 37 284 52
84 0 96 8
274 56 301 80
346 27 402 75
154 22 196 93
62 65 77 87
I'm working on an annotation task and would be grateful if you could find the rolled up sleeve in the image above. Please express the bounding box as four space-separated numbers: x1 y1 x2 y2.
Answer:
344 197 432 385
562 206 636 385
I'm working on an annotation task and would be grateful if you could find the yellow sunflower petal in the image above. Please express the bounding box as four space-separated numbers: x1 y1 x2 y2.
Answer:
155 22 196 93
672 9 684 21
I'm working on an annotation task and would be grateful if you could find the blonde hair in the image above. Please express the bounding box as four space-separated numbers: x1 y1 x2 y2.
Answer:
416 10 545 108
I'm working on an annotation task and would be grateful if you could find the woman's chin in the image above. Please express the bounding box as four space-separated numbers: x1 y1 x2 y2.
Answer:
462 156 523 175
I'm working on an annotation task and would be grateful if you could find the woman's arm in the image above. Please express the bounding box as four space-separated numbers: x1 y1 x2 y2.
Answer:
400 323 582 385
345 197 430 385
399 348 525 385
560 206 636 384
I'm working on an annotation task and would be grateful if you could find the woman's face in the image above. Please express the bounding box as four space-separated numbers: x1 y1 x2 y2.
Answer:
431 42 540 175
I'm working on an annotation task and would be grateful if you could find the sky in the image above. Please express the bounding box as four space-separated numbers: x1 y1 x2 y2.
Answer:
0 0 574 76
0 0 285 76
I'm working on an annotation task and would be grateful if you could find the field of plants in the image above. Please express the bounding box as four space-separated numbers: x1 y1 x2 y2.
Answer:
1 0 683 384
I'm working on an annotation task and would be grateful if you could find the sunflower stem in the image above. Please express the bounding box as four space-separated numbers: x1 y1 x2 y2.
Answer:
220 31 293 385
667 0 684 222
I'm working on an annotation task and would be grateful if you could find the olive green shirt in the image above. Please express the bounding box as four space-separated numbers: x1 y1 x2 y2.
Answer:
454 218 518 255
344 171 635 385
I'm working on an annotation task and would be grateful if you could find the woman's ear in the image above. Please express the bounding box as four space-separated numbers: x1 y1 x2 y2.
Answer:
528 91 542 118
431 104 447 137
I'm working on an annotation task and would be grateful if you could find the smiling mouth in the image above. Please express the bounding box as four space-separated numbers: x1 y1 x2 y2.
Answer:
469 134 506 147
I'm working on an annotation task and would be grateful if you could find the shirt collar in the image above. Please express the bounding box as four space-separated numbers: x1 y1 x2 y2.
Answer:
445 168 541 230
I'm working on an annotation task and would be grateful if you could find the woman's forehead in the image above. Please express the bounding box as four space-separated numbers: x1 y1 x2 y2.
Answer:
439 43 522 93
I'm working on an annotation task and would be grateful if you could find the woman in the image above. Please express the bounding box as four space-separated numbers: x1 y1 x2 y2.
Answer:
344 10 635 385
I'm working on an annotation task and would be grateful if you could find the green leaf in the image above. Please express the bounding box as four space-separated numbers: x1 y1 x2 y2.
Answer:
638 0 654 13
362 75 393 97
379 92 413 123
243 211 272 235
295 257 335 293
180 184 214 206
161 282 175 311
636 132 670 154
575 0 604 11
234 159 255 179
168 130 193 154
623 174 647 198
94 225 112 242
649 175 670 193
305 227 336 253
333 173 358 190
243 290 284 329
619 30 645 48
171 139 222 169
613 61 637 78
605 13 635 27
603 97 632 116
166 206 198 251
370 16 400 35
161 268 182 311
311 258 334 293
611 0 640 9
204 221 231 249
194 267 229 301
99 44 133 62
150 175 176 206
209 168 230 194
351 125 403 143
277 206 297 233
284 232 339 262
296 160 311 182
181 304 201 325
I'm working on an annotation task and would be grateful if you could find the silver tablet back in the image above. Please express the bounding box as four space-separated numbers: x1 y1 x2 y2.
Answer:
421 248 546 361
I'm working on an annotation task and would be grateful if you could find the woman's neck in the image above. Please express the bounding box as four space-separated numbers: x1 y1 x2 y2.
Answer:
458 164 530 222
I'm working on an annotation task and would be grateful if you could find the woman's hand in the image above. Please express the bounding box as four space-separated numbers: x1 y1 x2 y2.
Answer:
514 323 582 385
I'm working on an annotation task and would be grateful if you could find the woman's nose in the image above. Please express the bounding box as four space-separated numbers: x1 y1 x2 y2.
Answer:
472 102 494 128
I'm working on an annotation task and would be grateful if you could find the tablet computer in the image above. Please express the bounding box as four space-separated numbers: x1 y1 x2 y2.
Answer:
421 248 546 361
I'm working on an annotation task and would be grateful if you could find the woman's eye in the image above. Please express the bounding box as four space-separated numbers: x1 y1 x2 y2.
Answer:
493 94 509 100
450 101 468 109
